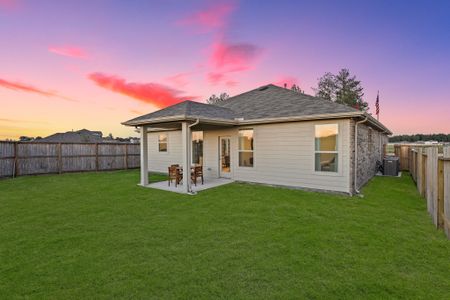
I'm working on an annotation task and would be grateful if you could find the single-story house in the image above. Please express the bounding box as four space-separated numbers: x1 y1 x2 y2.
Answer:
123 84 391 195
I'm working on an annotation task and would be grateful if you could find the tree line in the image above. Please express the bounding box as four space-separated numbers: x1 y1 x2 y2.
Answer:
389 134 450 143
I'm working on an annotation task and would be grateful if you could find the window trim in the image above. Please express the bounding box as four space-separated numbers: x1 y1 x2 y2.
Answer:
158 133 168 152
314 123 339 174
238 128 254 168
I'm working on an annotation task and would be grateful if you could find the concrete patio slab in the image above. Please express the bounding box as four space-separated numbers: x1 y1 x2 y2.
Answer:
146 177 233 194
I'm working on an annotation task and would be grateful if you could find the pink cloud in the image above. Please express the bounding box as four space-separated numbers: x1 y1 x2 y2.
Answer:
177 2 235 33
207 40 262 84
165 72 191 87
225 80 238 87
210 41 261 72
274 76 300 88
207 72 226 85
48 46 88 59
88 72 197 108
0 78 75 101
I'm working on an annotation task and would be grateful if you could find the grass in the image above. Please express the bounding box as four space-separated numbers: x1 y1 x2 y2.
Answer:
1 171 449 299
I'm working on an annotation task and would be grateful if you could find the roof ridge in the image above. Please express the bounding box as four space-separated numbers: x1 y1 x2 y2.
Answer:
268 84 358 112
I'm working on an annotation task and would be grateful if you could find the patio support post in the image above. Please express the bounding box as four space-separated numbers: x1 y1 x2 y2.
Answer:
181 122 191 193
140 125 149 186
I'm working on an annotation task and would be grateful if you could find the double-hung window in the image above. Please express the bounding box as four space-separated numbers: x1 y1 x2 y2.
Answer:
158 133 168 152
315 124 338 172
238 129 254 167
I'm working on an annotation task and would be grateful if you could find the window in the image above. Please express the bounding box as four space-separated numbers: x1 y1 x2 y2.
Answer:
158 133 167 152
238 129 254 167
192 131 203 165
315 124 338 172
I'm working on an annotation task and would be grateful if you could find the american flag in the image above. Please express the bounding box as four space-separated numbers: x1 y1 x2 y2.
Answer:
375 91 380 120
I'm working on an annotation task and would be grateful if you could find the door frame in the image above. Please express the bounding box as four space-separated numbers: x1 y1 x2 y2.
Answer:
219 136 231 178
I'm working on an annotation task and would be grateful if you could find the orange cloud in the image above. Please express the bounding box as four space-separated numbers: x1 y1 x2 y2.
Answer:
177 2 235 33
88 72 197 108
48 46 88 59
0 78 75 101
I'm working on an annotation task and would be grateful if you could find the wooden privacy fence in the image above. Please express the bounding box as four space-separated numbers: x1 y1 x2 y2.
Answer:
0 141 140 178
394 144 450 239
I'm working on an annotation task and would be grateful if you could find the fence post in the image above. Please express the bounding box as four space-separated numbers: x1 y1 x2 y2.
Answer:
124 144 128 169
13 142 19 178
95 143 99 171
426 147 439 227
438 158 444 228
443 146 450 239
417 148 423 195
422 153 427 198
58 143 62 174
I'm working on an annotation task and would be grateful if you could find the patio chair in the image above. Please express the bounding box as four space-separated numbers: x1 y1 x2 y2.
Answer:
168 165 182 187
191 166 204 186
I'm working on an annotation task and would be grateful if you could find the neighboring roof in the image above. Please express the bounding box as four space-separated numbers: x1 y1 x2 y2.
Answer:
36 129 104 143
123 84 392 134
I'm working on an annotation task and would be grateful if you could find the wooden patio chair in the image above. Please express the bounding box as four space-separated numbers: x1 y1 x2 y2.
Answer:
168 165 182 187
191 166 204 186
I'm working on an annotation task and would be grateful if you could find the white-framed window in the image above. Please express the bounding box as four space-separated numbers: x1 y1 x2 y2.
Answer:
314 124 338 172
238 129 254 167
192 131 203 165
158 133 168 152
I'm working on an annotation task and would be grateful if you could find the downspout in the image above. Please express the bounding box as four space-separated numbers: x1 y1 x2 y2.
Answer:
188 119 200 128
354 116 368 194
187 119 200 194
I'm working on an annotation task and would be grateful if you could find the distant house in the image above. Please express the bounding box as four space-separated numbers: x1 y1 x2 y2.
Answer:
36 129 104 143
123 84 391 195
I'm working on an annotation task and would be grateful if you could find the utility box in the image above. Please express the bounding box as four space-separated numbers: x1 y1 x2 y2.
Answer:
383 156 399 176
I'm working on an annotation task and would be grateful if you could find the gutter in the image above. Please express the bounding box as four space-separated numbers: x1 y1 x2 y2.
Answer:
354 116 368 194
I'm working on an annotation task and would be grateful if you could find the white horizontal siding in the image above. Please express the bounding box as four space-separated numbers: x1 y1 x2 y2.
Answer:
147 131 182 173
146 119 351 193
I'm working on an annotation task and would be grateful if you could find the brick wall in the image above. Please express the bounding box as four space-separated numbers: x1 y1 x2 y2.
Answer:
349 120 389 194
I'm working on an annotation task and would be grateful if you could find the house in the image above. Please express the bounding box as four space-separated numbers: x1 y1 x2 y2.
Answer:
123 84 391 195
36 129 104 143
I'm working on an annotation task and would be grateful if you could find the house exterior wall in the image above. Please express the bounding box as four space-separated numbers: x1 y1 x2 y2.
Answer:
350 120 389 192
147 119 353 194
147 130 182 173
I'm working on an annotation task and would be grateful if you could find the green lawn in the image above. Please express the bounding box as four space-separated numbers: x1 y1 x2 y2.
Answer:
1 171 449 299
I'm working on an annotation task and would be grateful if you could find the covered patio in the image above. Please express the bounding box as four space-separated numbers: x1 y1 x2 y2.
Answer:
123 101 238 194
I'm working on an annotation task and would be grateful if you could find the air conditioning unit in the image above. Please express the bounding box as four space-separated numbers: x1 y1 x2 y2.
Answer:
383 157 399 176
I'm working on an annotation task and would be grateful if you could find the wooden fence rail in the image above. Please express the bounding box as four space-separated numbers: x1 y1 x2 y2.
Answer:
0 141 140 178
393 144 450 239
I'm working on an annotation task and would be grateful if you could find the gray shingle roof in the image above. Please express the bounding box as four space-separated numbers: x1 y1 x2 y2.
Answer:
215 84 357 119
124 100 237 125
123 84 370 127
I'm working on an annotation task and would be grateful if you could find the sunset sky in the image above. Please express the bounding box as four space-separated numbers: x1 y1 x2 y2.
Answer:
1 0 449 140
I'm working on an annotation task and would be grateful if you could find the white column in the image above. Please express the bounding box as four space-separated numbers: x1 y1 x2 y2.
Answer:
181 122 191 193
140 125 149 186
